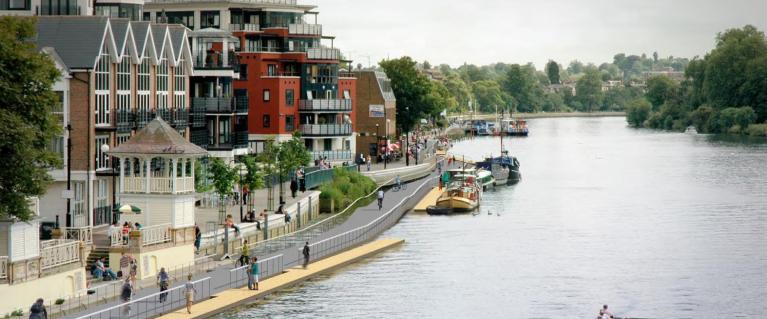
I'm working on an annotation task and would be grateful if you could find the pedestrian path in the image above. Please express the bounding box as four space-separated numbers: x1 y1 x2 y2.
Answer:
157 238 404 319
413 187 443 212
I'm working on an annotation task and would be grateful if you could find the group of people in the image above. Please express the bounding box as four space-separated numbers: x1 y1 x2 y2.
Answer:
107 221 142 245
90 252 138 284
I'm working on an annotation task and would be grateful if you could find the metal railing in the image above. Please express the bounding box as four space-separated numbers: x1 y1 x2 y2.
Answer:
303 165 358 190
226 254 284 289
71 277 212 319
40 240 80 270
117 109 134 133
65 226 93 244
193 51 238 69
307 47 341 60
298 99 352 112
229 23 259 32
192 97 247 113
311 150 353 162
288 23 322 35
299 124 352 136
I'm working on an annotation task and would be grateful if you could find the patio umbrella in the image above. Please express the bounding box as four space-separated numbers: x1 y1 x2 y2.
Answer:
118 204 142 214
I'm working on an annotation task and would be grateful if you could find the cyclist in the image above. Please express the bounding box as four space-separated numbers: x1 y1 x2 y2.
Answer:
395 175 402 190
377 189 384 210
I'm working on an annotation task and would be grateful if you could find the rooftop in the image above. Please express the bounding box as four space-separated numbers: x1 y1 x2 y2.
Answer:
109 118 207 157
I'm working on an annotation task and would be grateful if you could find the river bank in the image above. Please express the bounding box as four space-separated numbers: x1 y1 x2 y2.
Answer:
450 111 625 120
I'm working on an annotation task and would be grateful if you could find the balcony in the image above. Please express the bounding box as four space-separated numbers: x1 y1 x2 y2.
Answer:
288 23 322 35
299 99 352 112
136 109 154 129
39 239 81 271
173 107 189 129
156 107 171 122
123 176 195 194
311 150 352 162
192 97 248 113
190 103 206 128
300 124 352 137
307 48 341 60
234 130 249 148
110 223 172 247
229 23 260 32
117 108 134 132
194 51 239 69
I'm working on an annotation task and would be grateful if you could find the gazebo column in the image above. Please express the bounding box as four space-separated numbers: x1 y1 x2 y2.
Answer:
145 158 152 194
172 158 178 194
119 157 125 193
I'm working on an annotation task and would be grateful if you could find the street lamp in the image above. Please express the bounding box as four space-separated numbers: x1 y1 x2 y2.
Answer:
238 161 244 222
385 119 391 169
375 123 380 163
65 124 72 228
100 143 116 224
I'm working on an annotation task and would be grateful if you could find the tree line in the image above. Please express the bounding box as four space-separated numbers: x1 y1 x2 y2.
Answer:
626 25 767 136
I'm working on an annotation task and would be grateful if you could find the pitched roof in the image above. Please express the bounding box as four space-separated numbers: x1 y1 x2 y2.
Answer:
168 25 187 61
110 19 130 57
35 16 110 69
152 26 167 59
131 21 152 58
109 118 207 157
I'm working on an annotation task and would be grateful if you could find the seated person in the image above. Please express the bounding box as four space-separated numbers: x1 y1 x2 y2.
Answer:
94 258 117 281
245 210 256 223
225 214 240 235
275 203 285 214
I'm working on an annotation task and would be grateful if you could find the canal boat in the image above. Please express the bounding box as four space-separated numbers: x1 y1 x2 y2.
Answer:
476 151 521 185
490 162 509 185
476 169 495 190
501 118 529 136
426 205 452 215
436 169 482 212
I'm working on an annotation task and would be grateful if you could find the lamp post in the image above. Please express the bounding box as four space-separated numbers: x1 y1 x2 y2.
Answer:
385 119 391 169
415 124 419 165
238 162 244 222
375 123 380 163
65 124 72 228
405 107 409 166
100 143 116 224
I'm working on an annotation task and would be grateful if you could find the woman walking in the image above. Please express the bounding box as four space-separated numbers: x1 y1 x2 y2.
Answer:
184 274 197 314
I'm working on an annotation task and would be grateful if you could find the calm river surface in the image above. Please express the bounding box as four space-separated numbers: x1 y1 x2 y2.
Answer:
218 117 767 318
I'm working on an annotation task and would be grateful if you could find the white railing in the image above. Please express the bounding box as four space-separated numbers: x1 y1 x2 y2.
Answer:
0 256 7 279
141 223 172 246
40 240 80 270
40 239 69 249
65 226 93 244
289 23 322 35
229 23 260 32
124 176 194 193
123 176 144 192
307 47 341 60
151 177 173 193
110 230 124 247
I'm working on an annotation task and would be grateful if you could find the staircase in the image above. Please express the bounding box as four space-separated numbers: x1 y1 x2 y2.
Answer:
84 231 115 277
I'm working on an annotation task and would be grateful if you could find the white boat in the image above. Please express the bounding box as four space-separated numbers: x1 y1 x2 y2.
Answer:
490 162 509 185
475 169 495 191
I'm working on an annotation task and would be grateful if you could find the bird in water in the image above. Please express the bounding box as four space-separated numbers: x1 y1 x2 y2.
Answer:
471 211 480 216
487 210 492 215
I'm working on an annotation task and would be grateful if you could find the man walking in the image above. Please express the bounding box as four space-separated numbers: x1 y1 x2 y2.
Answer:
248 257 259 290
302 242 310 269
184 274 196 314
157 267 170 303
29 298 47 319
119 252 133 279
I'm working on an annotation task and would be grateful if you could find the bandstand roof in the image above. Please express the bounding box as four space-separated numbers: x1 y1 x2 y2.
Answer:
109 118 207 157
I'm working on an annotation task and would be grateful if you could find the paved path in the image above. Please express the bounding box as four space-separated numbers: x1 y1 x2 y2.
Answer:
64 151 451 319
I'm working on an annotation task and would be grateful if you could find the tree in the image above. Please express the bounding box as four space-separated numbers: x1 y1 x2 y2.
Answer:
239 155 264 212
567 60 584 74
472 80 505 113
542 92 566 112
443 73 472 112
208 157 238 221
545 60 561 84
380 57 437 132
422 60 431 70
653 51 659 62
0 17 62 221
646 75 678 110
625 98 652 127
703 25 767 121
503 64 543 113
278 132 311 176
257 139 279 210
575 67 603 112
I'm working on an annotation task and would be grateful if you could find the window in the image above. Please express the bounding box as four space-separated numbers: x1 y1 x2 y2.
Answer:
174 58 186 111
200 11 220 29
72 181 85 226
207 118 216 145
1 0 30 10
117 59 131 121
343 90 351 99
239 64 247 80
156 56 169 118
286 89 294 106
96 179 108 209
40 0 78 15
95 44 111 126
323 139 332 151
219 118 230 144
285 115 295 131
117 133 130 145
143 12 150 21
50 91 65 160
95 135 110 170
263 89 270 102
267 64 277 76
263 115 270 128
137 58 151 123
165 11 194 29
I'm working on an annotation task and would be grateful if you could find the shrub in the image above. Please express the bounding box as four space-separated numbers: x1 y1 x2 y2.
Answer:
746 124 767 137
727 124 743 134
625 98 652 127
319 168 377 213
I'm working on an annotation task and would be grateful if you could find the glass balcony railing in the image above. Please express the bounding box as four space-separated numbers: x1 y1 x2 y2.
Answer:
298 99 352 112
229 23 260 32
194 51 239 69
288 23 322 35
310 150 352 162
300 124 352 136
192 97 248 113
307 48 341 60
173 108 189 129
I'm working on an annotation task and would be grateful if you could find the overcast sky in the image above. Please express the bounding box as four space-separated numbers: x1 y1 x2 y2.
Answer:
310 0 767 70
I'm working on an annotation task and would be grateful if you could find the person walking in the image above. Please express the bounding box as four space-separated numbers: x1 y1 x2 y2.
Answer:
377 190 384 210
119 252 132 279
239 240 250 267
120 279 132 316
194 225 201 253
247 257 259 290
129 259 138 292
290 177 298 198
29 298 47 319
302 242 310 269
157 267 170 303
184 274 196 314
366 156 371 171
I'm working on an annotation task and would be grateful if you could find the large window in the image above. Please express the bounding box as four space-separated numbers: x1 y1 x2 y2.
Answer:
95 45 111 126
40 0 78 15
117 59 131 120
286 115 295 131
117 133 130 145
164 11 194 29
200 11 220 29
263 115 270 128
156 56 169 117
72 181 85 227
239 64 248 80
286 89 294 106
137 58 151 122
219 118 230 144
173 58 186 111
49 91 65 161
0 0 30 10
95 135 110 170
96 179 108 211
95 3 141 20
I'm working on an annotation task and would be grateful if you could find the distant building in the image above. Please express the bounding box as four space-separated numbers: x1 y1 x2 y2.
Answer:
546 83 576 96
354 71 396 161
601 80 623 92
642 67 685 83
421 68 444 82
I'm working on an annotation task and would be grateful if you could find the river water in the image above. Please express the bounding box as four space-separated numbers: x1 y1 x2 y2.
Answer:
217 117 767 318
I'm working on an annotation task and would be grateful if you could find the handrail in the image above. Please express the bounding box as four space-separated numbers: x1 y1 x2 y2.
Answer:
229 253 282 273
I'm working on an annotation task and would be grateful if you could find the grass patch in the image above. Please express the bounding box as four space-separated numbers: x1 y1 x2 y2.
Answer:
319 168 378 213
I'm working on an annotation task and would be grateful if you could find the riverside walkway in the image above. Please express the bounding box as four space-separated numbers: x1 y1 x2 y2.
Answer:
65 155 447 319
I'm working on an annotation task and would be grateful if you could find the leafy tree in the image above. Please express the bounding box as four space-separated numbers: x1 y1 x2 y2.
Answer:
380 57 438 132
545 60 561 84
208 157 238 220
653 51 659 62
503 64 543 113
422 60 431 70
646 75 679 110
443 73 472 112
278 132 311 175
575 67 603 112
625 98 652 127
472 80 505 113
542 92 566 112
239 154 264 211
0 17 62 221
567 60 584 74
257 139 279 210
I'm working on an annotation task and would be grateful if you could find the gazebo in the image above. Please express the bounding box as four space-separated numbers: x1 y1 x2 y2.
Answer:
106 118 206 279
